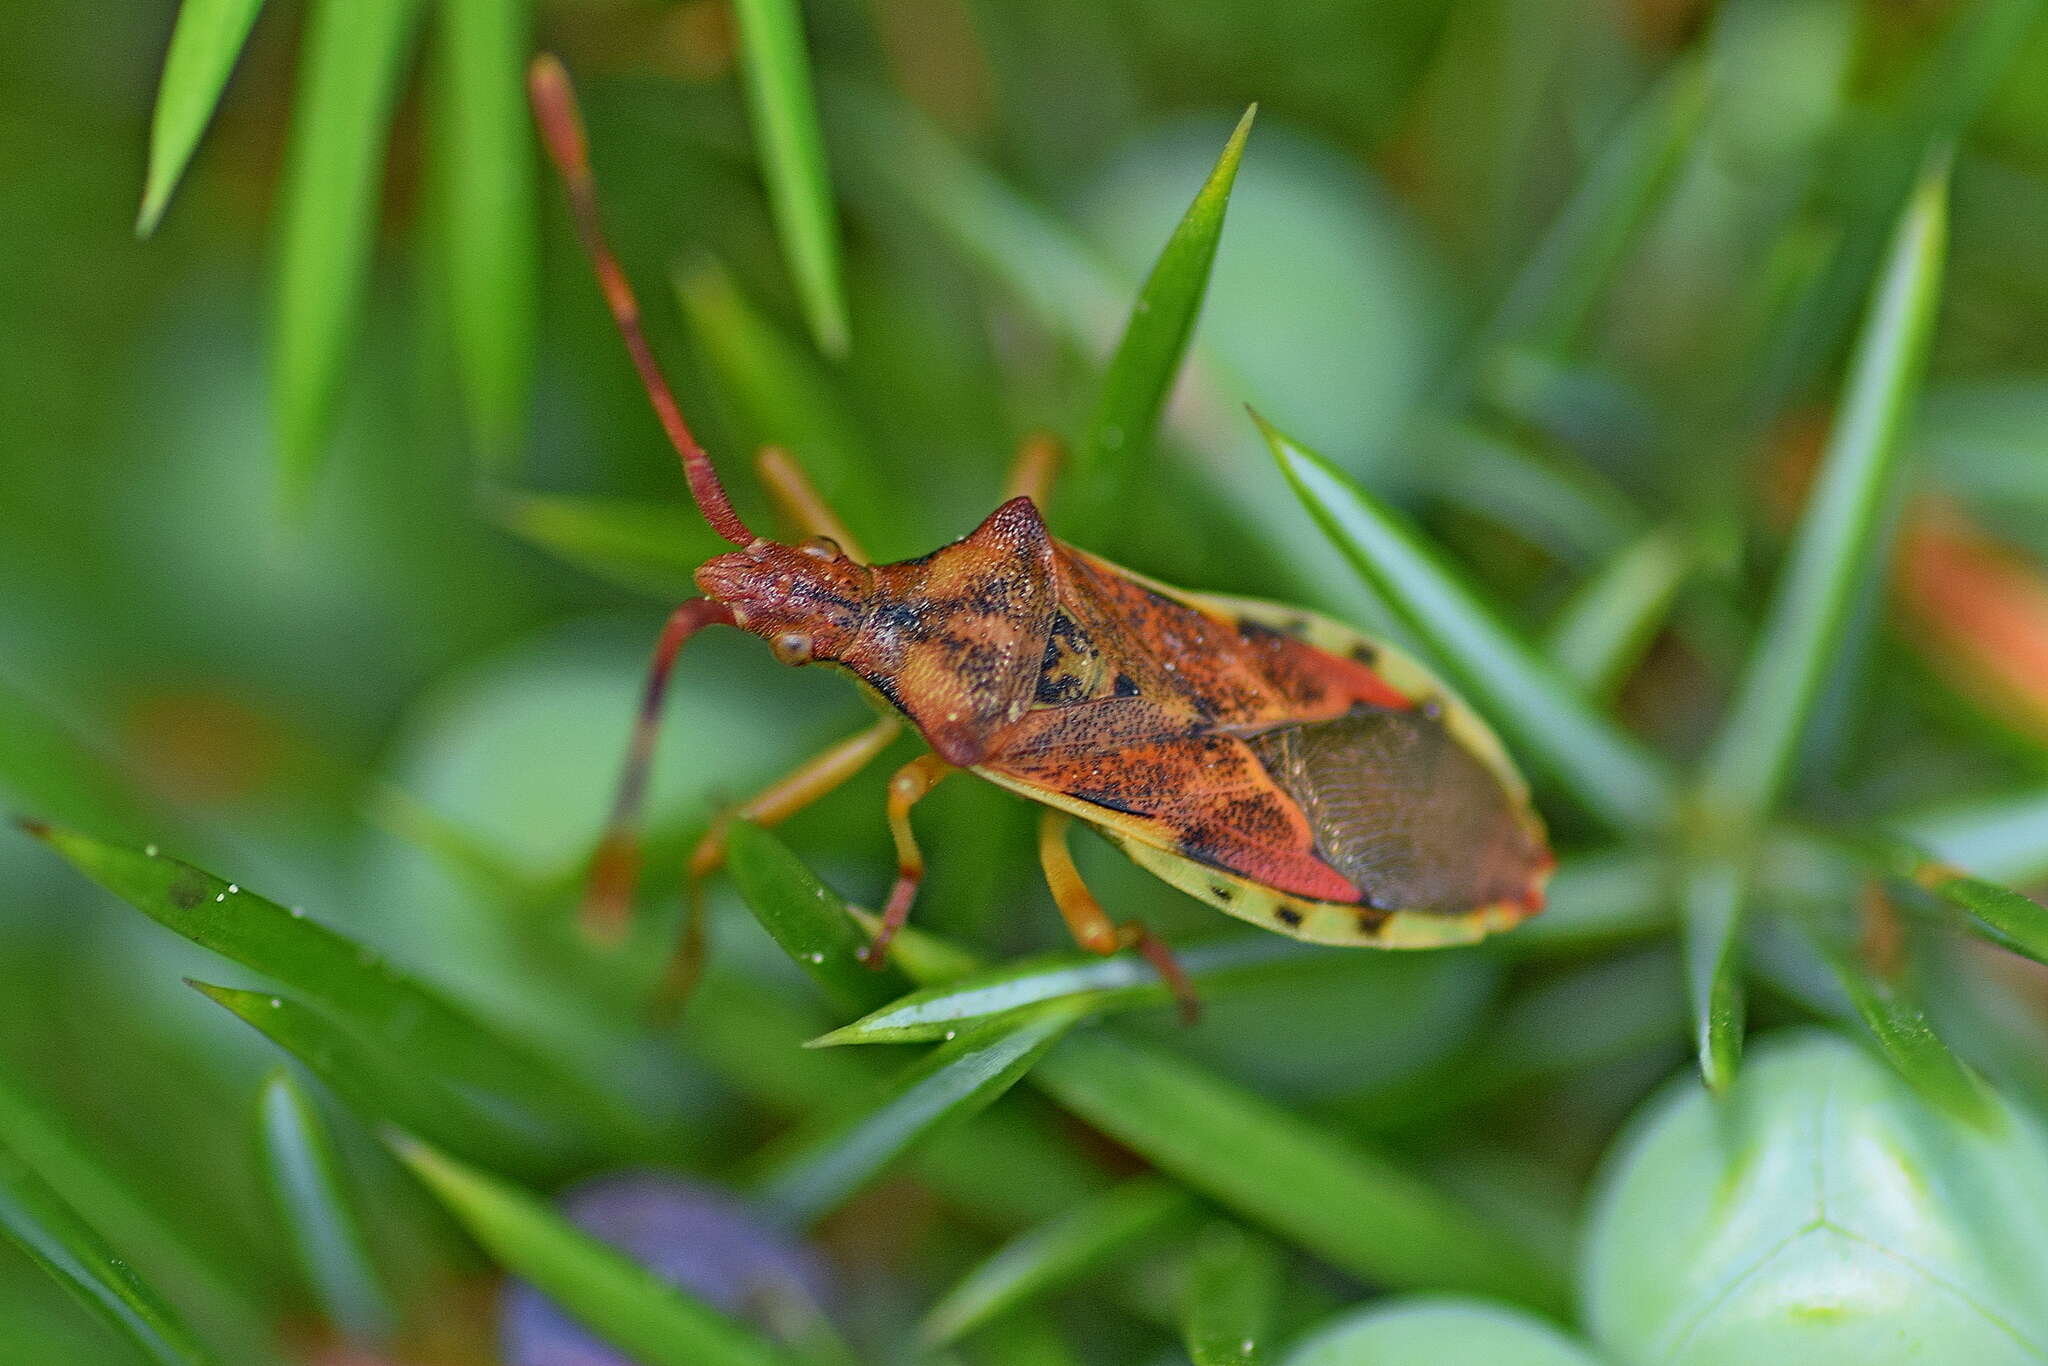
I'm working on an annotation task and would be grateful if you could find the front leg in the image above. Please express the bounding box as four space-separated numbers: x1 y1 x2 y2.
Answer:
859 754 956 967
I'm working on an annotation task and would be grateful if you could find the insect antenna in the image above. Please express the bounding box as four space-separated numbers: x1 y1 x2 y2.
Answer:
528 54 755 548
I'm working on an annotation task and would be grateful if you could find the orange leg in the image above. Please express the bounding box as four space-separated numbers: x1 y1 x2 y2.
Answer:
654 715 905 1009
755 445 868 563
1003 431 1065 507
582 599 736 942
1037 808 1200 1024
860 754 956 967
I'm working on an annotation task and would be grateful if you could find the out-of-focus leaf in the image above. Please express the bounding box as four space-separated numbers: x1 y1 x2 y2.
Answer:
137 0 268 236
1851 832 2048 968
1182 1221 1280 1366
1283 1296 1610 1366
831 85 1123 347
971 1313 1086 1366
1351 949 1686 1132
1584 1030 2048 1363
811 935 1313 1047
394 1137 797 1366
731 0 849 355
871 919 1561 1308
0 677 157 844
196 982 570 1174
1030 1032 1566 1312
1798 915 1994 1127
272 0 425 506
1502 849 1671 951
257 1071 397 1342
1899 787 2048 887
21 823 631 1154
1476 57 1709 359
1680 857 1746 1091
436 0 536 460
1543 528 1690 700
1260 416 1677 832
0 1137 220 1366
1700 152 1951 819
488 489 723 598
921 1178 1196 1346
752 1004 1085 1228
1066 106 1254 534
673 258 871 509
725 821 909 1015
0 1060 268 1351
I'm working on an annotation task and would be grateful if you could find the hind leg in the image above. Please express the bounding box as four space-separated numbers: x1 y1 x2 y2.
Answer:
1037 808 1199 1023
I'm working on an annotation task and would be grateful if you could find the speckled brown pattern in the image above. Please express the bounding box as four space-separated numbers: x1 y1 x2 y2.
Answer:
691 496 1551 933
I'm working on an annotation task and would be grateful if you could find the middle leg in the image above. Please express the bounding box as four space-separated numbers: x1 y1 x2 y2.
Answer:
1037 807 1200 1023
653 713 906 1011
860 753 956 967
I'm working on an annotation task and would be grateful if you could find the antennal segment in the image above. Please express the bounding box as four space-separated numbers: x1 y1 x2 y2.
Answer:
528 54 756 547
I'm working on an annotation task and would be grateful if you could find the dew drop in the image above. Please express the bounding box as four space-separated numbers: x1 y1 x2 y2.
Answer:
943 1030 956 1041
807 953 824 964
226 884 238 894
268 998 282 1009
144 844 158 857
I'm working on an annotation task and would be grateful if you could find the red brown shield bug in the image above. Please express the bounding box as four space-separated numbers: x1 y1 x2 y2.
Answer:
527 56 1552 1021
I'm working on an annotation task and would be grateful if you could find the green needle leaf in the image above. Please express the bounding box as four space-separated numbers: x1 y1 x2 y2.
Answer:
1701 149 1952 819
272 0 425 509
1849 831 2048 968
920 1178 1196 1346
753 1004 1085 1228
22 823 628 1159
1476 58 1709 358
0 1059 270 1350
731 0 850 356
257 1071 398 1343
436 0 537 461
392 1136 797 1366
1542 527 1691 700
673 258 873 510
1260 415 1678 831
196 983 571 1174
1182 1221 1280 1366
488 488 726 599
0 1138 220 1366
726 822 912 1015
1681 857 1746 1091
1798 914 1995 1127
1067 106 1255 534
867 909 1565 1310
137 0 269 237
811 936 1313 1047
1031 1033 1567 1312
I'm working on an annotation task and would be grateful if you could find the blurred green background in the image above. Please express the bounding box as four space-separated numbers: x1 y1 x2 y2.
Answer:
7 0 2048 1363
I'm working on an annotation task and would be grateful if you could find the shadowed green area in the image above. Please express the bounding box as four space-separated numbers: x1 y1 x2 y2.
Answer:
6 3 2048 1363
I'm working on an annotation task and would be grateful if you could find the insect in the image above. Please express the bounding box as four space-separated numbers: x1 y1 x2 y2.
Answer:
528 57 1552 1018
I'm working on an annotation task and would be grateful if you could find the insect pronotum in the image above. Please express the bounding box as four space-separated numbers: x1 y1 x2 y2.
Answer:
528 56 1553 1020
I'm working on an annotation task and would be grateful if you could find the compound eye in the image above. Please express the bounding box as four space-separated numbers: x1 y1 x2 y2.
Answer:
798 536 843 561
772 631 814 666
